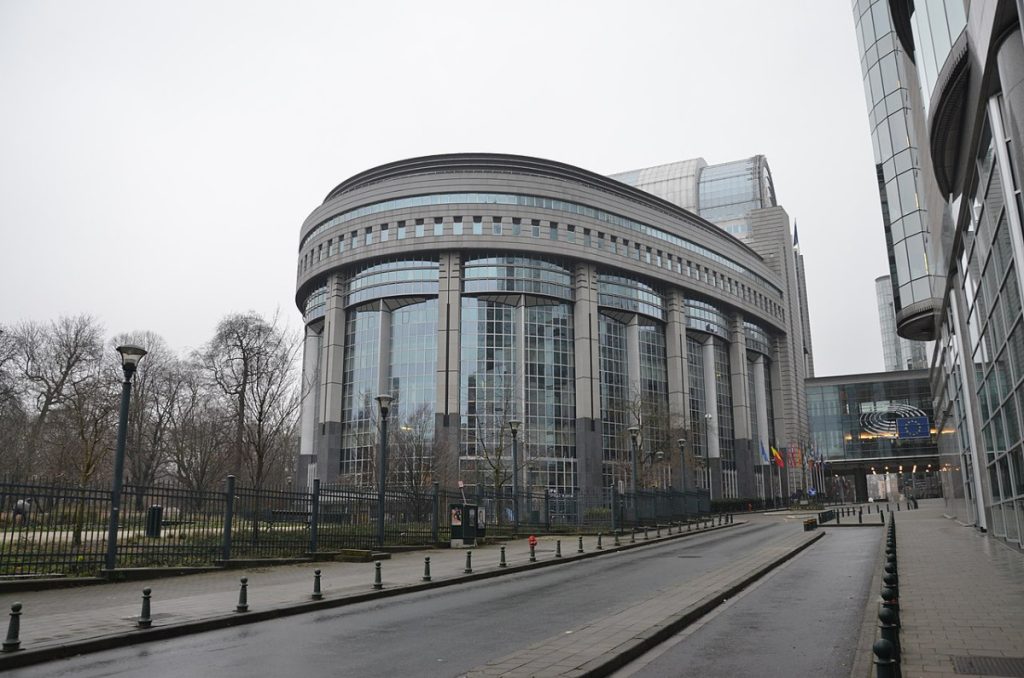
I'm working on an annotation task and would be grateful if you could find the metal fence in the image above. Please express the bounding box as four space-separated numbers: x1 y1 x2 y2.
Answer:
0 476 711 577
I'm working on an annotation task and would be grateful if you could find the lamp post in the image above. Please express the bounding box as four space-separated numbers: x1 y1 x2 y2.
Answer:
375 393 393 548
677 437 687 492
105 344 147 572
508 419 521 529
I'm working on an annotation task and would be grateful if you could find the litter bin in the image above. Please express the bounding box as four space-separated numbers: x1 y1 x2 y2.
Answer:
449 503 478 548
145 505 163 538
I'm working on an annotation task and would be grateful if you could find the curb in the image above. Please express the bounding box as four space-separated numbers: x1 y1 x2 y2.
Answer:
0 521 744 670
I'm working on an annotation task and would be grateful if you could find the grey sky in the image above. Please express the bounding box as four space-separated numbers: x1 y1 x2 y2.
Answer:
0 0 885 376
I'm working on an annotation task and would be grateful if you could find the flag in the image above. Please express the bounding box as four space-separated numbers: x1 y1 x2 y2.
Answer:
760 441 770 464
771 446 784 468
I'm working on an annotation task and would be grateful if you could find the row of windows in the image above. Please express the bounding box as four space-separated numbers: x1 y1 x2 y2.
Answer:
300 214 785 321
299 191 784 298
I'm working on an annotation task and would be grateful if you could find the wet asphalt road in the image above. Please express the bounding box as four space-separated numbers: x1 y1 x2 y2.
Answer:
9 522 879 678
613 527 881 677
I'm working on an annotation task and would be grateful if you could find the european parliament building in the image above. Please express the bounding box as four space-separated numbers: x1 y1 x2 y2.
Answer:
853 0 1024 547
294 154 813 504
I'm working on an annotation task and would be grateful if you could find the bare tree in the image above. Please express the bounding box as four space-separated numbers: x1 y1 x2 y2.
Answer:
202 311 300 489
13 315 103 478
167 361 232 502
110 331 182 504
0 326 28 482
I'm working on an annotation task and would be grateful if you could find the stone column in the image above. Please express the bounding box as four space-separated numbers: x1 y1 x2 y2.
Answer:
572 263 603 495
729 314 753 499
316 273 346 483
702 337 721 500
297 323 322 489
434 252 462 488
665 290 687 491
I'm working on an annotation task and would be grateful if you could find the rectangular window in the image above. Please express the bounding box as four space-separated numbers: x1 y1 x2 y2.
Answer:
327 239 336 256
350 231 359 248
532 219 541 238
473 217 483 235
338 236 344 253
566 225 576 244
492 218 502 235
512 217 521 236
365 227 373 245
380 225 389 242
416 222 425 237
453 218 463 236
434 218 444 236
550 223 558 240
317 244 323 262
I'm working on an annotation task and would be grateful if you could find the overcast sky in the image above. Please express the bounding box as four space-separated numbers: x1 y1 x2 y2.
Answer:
0 0 887 376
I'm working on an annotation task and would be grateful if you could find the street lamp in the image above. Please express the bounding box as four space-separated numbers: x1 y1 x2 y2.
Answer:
677 437 687 492
508 419 521 529
628 426 641 495
375 393 393 548
105 344 147 571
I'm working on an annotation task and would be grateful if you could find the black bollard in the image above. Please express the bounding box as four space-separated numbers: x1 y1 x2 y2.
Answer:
859 509 863 524
312 570 323 600
883 572 899 597
3 603 22 652
423 556 432 581
687 521 691 532
878 606 900 665
873 638 898 678
500 545 508 567
578 536 584 554
138 588 153 628
897 502 901 511
529 543 536 562
555 540 562 558
837 511 841 525
880 511 885 524
597 533 603 550
630 529 636 543
236 577 249 613
881 587 900 627
373 561 383 590
464 550 473 574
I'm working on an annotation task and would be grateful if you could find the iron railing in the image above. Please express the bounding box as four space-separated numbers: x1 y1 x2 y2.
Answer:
0 477 712 577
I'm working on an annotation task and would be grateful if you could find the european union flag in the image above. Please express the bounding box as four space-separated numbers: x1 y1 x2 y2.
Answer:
896 416 930 439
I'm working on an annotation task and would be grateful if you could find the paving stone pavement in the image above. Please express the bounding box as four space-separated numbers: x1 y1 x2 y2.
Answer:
886 499 1024 678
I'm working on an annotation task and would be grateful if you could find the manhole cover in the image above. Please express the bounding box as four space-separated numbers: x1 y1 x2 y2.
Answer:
952 655 1024 676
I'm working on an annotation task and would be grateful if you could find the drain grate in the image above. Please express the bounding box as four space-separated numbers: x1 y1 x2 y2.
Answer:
952 655 1024 676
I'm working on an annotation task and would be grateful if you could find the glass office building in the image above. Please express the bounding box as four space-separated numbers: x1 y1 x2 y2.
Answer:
808 370 939 501
295 154 811 503
852 0 1024 548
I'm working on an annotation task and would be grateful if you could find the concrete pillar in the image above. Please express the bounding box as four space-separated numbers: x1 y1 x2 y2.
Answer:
316 273 346 483
297 323 322 489
665 290 687 491
702 337 721 500
729 314 753 499
573 263 602 494
753 355 771 500
434 252 462 488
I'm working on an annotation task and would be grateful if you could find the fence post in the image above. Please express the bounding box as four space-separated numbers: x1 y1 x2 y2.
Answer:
431 482 440 544
544 492 551 530
309 478 320 554
222 475 236 562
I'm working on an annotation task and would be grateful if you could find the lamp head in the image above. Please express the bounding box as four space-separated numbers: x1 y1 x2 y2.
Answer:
116 345 147 376
627 426 640 443
375 393 394 417
677 437 686 452
508 419 521 436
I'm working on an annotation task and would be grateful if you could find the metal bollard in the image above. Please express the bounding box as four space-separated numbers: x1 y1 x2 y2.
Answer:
236 577 249 613
643 527 649 540
687 521 691 532
423 556 432 581
578 536 584 554
464 551 473 574
859 509 863 524
897 502 901 511
873 638 898 678
630 529 636 543
597 533 603 550
555 540 562 558
138 588 153 628
837 511 841 525
3 603 22 652
530 543 537 562
881 587 900 627
884 572 899 597
880 511 885 524
373 561 383 590
614 532 621 547
312 570 323 600
878 606 901 666
500 545 508 567
656 524 661 537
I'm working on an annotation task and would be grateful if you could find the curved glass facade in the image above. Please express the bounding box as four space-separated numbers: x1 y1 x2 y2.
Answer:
910 0 967 110
464 256 573 300
698 157 776 238
854 0 935 316
686 298 730 337
600 314 630 489
346 259 439 307
597 273 664 320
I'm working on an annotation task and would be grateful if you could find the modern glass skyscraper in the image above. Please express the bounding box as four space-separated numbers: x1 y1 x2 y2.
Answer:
875 274 929 371
852 0 1024 549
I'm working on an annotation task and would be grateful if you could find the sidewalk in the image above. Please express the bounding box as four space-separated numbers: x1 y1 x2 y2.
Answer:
852 498 1024 678
0 521 736 670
